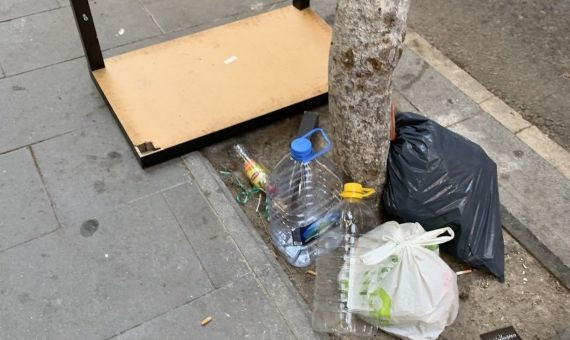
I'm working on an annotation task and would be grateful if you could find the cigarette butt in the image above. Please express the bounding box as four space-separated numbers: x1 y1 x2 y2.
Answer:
306 270 317 276
456 269 473 276
201 316 213 326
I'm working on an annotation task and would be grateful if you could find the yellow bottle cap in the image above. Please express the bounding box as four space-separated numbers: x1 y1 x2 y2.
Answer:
340 183 376 199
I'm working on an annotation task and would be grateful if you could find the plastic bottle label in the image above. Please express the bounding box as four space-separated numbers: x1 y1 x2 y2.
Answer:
291 212 340 245
244 160 268 191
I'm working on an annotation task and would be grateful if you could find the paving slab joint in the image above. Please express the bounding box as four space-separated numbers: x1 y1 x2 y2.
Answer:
28 146 63 229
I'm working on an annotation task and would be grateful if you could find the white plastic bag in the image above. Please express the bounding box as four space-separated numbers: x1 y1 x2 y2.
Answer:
346 221 459 340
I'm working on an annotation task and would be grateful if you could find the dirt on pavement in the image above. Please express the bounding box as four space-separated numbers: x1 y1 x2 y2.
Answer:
202 109 569 340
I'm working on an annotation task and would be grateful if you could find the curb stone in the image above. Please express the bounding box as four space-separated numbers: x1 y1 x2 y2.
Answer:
183 152 327 340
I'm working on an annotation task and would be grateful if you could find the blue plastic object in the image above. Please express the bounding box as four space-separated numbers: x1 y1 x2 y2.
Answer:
290 128 332 162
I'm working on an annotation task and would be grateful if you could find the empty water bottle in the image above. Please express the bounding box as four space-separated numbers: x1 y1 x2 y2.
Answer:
312 183 380 336
267 128 343 267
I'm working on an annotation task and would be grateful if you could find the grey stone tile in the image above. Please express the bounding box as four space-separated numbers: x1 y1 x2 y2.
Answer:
116 274 295 340
393 89 418 113
450 114 570 267
140 0 287 33
31 122 190 228
0 58 110 154
163 183 250 288
0 9 82 76
0 195 213 340
0 148 58 251
89 0 161 49
0 0 160 75
394 48 481 127
0 0 58 22
311 0 337 25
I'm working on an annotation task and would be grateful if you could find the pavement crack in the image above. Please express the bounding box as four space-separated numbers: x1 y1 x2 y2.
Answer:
28 146 63 230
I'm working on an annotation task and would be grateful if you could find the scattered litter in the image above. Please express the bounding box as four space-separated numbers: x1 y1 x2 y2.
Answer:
225 313 231 318
104 253 109 258
312 183 380 335
522 270 526 275
456 269 473 276
224 55 238 64
319 221 458 338
256 193 262 213
250 2 264 10
115 28 125 37
306 270 317 277
384 112 504 281
522 263 528 269
233 144 271 193
267 128 342 267
200 316 213 326
480 326 522 340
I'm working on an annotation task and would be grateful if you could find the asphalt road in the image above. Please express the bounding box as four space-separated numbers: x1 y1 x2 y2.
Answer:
408 0 570 150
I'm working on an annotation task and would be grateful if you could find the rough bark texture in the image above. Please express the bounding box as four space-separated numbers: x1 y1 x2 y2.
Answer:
329 0 411 192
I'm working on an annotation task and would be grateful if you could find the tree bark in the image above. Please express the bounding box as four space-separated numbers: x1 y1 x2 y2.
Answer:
329 0 411 192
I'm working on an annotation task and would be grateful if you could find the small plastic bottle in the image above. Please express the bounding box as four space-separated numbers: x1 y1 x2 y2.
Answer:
233 144 271 192
312 183 380 336
267 128 342 267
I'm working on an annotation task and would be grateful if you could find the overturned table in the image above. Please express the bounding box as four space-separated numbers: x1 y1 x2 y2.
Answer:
70 0 331 167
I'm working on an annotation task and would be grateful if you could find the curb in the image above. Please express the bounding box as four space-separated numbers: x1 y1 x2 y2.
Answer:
183 152 326 340
404 30 570 180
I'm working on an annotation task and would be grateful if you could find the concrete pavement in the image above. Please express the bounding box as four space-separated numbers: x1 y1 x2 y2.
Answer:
0 1 319 339
0 0 568 339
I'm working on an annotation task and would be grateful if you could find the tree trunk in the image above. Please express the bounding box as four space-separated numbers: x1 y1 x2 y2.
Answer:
329 0 411 192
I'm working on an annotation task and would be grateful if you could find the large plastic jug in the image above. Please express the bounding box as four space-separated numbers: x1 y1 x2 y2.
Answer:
312 183 380 336
268 128 343 267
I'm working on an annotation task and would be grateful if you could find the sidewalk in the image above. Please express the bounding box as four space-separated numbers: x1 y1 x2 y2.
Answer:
0 0 568 339
0 0 320 338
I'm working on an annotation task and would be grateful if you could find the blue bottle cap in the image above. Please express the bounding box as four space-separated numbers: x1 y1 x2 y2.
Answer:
290 138 313 161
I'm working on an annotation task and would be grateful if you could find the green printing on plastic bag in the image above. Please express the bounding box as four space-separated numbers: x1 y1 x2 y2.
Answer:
369 287 391 322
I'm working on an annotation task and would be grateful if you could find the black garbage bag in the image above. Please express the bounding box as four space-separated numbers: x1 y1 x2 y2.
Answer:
383 112 504 281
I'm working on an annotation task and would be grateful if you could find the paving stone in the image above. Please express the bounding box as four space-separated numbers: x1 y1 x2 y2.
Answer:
88 0 161 49
393 89 418 113
0 0 58 22
0 58 111 154
31 122 190 228
0 148 58 251
0 9 81 75
116 274 295 340
163 183 250 288
450 113 570 268
311 0 337 25
394 48 481 127
0 0 160 75
140 0 287 33
0 195 213 340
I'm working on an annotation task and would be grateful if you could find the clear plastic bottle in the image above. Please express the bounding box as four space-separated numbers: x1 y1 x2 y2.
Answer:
312 183 380 336
267 128 343 267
